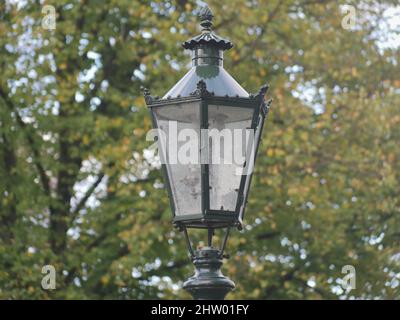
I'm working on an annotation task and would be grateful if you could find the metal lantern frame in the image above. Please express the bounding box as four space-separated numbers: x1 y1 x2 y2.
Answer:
142 4 272 300
144 83 271 232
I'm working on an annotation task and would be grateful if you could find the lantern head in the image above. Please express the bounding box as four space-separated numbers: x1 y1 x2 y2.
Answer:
143 5 271 231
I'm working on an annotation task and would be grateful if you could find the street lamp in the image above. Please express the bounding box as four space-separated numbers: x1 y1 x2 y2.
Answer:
143 4 271 300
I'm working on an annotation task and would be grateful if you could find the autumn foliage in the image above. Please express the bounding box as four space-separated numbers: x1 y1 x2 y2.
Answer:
0 0 399 299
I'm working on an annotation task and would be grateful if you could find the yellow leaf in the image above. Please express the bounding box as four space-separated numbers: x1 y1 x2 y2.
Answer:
82 134 90 145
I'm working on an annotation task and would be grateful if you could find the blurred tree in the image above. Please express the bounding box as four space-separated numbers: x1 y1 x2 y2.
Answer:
0 0 399 299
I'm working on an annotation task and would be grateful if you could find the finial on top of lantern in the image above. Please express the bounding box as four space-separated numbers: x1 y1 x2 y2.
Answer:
199 5 214 31
182 4 233 51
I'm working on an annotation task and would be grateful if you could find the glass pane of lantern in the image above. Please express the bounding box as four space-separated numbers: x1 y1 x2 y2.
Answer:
152 101 201 216
208 105 255 212
239 113 264 221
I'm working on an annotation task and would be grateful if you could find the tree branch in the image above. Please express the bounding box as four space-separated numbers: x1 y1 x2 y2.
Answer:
255 231 281 240
70 172 105 223
0 132 17 242
232 0 284 66
0 86 51 196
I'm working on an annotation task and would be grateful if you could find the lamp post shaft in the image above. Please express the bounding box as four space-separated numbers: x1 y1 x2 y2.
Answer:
183 247 235 300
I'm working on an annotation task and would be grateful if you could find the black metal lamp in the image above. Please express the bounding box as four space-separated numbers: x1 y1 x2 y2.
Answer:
143 4 271 300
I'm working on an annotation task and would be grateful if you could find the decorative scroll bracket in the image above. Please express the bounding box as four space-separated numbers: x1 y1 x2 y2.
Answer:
190 80 214 97
250 83 271 117
141 86 160 105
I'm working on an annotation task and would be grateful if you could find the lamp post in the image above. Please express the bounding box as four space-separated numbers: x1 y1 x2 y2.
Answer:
143 4 271 300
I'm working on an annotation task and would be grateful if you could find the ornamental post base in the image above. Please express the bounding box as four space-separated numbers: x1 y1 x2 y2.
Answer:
183 247 235 300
